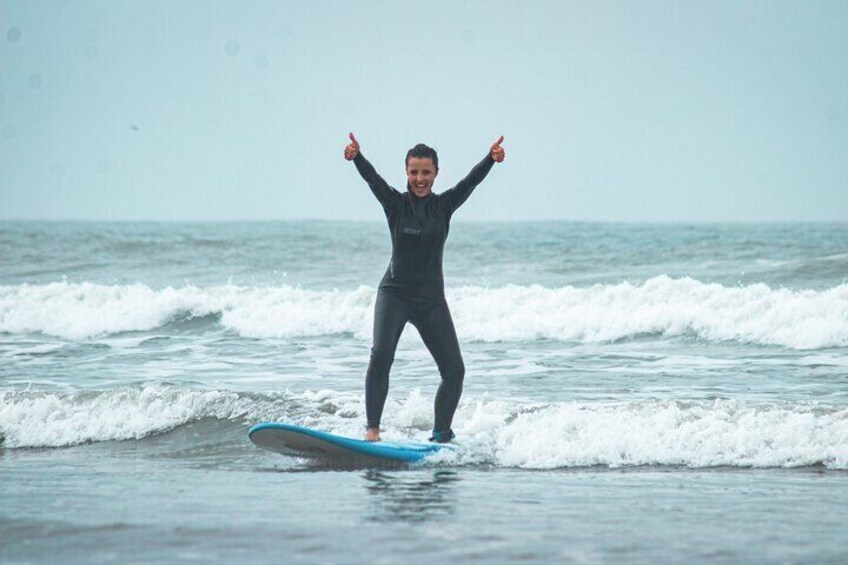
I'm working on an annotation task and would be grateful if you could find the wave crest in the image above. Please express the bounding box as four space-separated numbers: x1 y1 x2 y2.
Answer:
2 387 846 469
1 277 847 348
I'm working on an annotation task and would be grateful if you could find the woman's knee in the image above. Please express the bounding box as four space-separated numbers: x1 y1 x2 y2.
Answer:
367 346 395 376
440 358 464 384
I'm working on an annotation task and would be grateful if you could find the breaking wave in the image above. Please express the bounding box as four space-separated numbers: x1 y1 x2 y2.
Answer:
2 386 846 469
1 277 847 349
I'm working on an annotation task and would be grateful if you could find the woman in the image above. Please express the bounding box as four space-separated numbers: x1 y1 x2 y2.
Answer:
344 132 505 443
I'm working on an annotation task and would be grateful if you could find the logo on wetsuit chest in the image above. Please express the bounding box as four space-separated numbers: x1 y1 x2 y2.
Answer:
402 227 423 235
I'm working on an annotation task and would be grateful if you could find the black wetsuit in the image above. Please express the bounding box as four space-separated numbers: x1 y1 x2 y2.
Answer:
354 152 495 440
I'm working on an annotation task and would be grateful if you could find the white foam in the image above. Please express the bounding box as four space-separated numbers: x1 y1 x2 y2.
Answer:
2 277 847 348
0 282 374 340
0 387 248 447
480 400 848 469
449 277 848 349
0 282 216 340
377 394 848 469
3 387 846 469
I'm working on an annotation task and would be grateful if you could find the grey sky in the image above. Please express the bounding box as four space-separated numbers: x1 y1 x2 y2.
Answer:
1 0 846 222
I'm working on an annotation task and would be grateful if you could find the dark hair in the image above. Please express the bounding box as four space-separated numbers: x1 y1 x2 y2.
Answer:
405 143 438 170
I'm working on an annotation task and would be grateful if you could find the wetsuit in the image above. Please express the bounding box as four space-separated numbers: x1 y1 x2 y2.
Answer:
354 152 495 441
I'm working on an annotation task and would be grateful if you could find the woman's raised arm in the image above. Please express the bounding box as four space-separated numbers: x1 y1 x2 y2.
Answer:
345 132 399 211
441 136 505 213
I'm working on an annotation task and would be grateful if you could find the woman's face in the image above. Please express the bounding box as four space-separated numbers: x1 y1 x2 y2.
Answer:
406 157 438 198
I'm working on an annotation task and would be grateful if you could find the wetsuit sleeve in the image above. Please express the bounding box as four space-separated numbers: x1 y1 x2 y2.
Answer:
440 154 496 214
353 153 401 212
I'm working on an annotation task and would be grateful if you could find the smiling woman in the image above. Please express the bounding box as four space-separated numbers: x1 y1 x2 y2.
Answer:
344 132 505 443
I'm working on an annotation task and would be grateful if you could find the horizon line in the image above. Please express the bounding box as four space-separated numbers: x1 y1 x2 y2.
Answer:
1 217 846 225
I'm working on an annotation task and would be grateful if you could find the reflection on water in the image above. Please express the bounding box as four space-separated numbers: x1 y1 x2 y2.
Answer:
364 469 460 523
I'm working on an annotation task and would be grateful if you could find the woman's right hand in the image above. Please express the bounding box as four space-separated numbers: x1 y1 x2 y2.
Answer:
344 132 360 161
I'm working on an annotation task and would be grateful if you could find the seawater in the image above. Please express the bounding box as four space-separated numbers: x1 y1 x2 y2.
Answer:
1 221 847 563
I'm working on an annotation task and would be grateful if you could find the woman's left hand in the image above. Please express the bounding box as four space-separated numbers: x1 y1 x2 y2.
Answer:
490 136 505 163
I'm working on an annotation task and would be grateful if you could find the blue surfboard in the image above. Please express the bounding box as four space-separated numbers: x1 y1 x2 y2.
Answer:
248 422 448 463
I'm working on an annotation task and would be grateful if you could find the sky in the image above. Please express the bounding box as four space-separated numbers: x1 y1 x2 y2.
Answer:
1 0 846 222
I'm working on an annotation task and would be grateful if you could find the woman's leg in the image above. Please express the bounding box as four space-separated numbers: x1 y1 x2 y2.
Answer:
412 300 465 440
365 291 410 431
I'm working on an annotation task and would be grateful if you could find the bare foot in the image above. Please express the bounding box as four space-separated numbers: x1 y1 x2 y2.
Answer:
364 428 381 442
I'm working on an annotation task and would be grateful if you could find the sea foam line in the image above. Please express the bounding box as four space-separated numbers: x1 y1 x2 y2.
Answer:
1 387 846 469
475 399 848 469
1 277 847 348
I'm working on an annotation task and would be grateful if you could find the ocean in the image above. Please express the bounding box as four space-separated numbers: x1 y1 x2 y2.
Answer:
1 220 847 563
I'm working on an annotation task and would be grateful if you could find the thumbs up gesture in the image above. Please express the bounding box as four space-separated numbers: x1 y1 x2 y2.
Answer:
344 132 360 161
490 135 505 163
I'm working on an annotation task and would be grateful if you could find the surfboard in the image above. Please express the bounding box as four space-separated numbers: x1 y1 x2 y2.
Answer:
248 422 448 463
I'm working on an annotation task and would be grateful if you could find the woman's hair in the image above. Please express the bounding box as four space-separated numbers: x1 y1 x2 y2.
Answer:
405 143 438 170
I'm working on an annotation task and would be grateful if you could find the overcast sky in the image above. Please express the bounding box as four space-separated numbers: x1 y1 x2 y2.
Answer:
1 0 846 222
